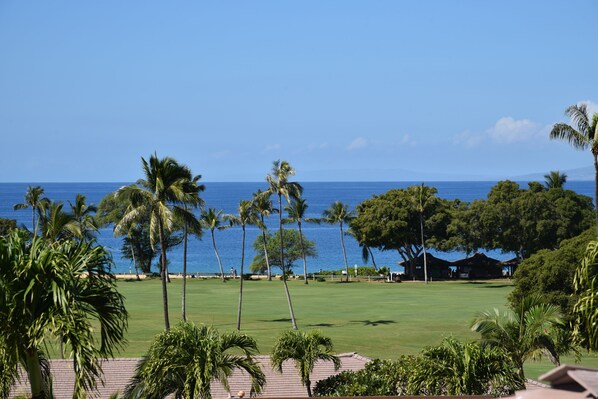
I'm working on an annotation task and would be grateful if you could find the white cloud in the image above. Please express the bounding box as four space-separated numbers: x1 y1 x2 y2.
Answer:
453 130 485 148
307 142 329 152
487 117 540 144
346 137 368 151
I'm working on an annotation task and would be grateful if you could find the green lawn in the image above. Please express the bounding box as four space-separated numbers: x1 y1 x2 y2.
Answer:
110 277 597 379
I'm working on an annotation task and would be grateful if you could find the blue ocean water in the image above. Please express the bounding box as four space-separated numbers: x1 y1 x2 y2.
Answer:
0 181 594 275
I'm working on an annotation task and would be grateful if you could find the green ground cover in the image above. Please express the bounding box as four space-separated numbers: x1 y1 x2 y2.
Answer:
107 277 597 379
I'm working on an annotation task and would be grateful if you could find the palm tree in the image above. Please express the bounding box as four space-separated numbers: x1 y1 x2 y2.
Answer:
0 231 128 399
550 103 598 232
408 184 438 284
322 201 355 282
271 330 341 397
224 200 258 330
284 197 317 284
200 208 229 282
544 170 568 189
122 322 266 399
252 189 278 281
347 227 377 271
266 160 303 330
39 201 81 242
572 240 598 350
471 295 564 380
180 175 204 322
115 153 200 330
13 185 49 235
68 193 98 241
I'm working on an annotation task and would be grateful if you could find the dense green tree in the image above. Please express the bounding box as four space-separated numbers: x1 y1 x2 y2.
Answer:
122 322 265 399
0 231 128 399
13 185 49 235
250 228 317 275
225 200 258 331
115 153 201 330
346 227 378 270
266 160 303 330
445 199 488 255
322 201 355 282
252 189 277 281
0 218 16 236
510 229 595 322
550 103 598 232
284 197 317 284
544 170 568 189
351 187 452 278
271 330 340 397
200 208 229 282
471 295 565 380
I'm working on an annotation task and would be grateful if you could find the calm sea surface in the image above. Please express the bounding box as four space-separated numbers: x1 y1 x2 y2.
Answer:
0 181 593 275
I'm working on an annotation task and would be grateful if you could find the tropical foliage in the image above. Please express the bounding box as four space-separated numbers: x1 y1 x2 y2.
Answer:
572 240 598 350
0 230 128 399
13 185 49 235
200 208 229 282
271 330 340 397
314 338 522 397
122 322 265 399
252 189 277 281
471 295 567 379
322 201 354 282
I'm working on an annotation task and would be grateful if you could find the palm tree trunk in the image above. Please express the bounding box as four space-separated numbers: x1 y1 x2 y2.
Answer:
26 348 45 399
131 245 140 280
368 247 377 271
339 222 349 282
594 153 598 236
211 230 225 282
182 222 188 322
237 225 246 330
159 222 170 330
421 214 428 284
306 376 312 397
279 194 298 329
261 221 272 281
298 221 308 284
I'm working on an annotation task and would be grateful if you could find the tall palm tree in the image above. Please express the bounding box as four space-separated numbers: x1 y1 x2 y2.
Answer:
408 184 438 284
266 160 303 330
471 295 564 380
224 200 258 331
322 201 355 282
122 322 266 399
200 208 229 282
13 185 49 235
0 231 128 399
544 170 568 189
347 227 377 271
572 240 598 350
550 103 598 232
115 153 200 330
252 189 278 281
284 197 317 284
68 193 98 241
271 330 341 397
179 175 204 322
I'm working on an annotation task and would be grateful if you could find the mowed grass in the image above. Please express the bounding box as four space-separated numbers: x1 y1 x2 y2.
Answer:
113 277 598 379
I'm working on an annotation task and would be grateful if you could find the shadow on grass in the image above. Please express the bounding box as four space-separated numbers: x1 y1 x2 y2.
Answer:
306 323 335 328
258 318 292 323
352 319 396 326
460 281 512 289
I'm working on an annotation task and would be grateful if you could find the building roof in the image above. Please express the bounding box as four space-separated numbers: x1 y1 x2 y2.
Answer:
504 364 598 399
451 252 501 268
9 353 370 399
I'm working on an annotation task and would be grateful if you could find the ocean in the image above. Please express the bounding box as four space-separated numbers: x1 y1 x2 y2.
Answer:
0 181 594 275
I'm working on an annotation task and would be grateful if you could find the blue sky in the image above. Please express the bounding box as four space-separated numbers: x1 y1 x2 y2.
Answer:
1 1 597 182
